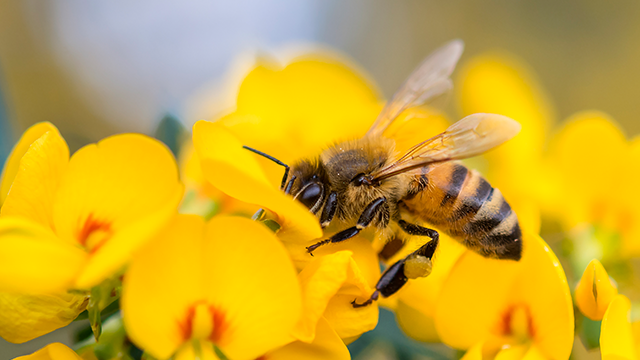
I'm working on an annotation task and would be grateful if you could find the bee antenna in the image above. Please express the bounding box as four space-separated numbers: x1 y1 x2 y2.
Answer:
242 146 290 190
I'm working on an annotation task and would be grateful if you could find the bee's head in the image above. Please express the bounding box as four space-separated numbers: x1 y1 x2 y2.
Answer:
289 159 329 214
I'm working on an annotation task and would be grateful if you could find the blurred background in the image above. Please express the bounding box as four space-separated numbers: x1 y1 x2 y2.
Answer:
1 0 639 358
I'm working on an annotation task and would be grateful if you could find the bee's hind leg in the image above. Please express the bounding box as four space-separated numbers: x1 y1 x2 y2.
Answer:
350 220 439 308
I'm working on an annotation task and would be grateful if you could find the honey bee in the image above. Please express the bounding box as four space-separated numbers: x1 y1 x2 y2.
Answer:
244 40 522 307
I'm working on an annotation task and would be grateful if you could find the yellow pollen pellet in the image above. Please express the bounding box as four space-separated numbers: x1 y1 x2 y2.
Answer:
403 255 433 279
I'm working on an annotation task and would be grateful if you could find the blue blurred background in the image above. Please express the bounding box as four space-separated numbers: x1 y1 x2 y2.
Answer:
1 0 639 358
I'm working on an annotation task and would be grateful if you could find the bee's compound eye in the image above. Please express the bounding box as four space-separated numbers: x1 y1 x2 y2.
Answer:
299 183 323 209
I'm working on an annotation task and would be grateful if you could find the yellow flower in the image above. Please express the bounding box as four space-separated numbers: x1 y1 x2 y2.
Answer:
544 113 640 256
600 294 639 360
13 342 82 360
122 214 303 360
575 259 618 321
0 122 182 343
0 121 183 292
434 233 574 360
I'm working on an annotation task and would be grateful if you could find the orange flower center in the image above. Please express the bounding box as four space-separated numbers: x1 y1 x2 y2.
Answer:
500 304 535 342
180 302 228 344
78 214 113 253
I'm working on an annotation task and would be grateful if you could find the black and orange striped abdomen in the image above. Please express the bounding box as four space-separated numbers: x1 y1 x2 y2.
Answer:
400 162 522 260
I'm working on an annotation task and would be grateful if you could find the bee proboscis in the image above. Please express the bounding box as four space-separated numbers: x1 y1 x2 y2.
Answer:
245 39 522 307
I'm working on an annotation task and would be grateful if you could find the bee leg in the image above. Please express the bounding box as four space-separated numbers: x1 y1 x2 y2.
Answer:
319 192 338 228
351 290 379 308
306 197 387 255
350 221 439 308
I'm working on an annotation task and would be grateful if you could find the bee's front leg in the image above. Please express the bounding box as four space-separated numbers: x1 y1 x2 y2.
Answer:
351 220 439 308
306 197 387 255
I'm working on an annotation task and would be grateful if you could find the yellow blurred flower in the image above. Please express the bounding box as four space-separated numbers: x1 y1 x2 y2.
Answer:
0 122 182 343
600 294 639 360
575 259 618 321
434 233 574 360
13 342 82 360
544 113 640 257
0 121 183 292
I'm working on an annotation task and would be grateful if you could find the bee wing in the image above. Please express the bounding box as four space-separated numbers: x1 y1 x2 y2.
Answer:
371 113 521 181
365 40 464 138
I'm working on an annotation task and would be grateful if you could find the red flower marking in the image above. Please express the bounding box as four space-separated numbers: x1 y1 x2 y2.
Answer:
179 305 197 341
210 305 229 344
500 304 536 339
78 214 113 253
178 302 229 344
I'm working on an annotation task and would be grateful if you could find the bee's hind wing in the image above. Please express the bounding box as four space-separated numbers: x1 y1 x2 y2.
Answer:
366 40 464 139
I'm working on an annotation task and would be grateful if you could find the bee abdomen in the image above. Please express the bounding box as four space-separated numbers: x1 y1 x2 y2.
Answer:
402 164 522 261
461 188 522 260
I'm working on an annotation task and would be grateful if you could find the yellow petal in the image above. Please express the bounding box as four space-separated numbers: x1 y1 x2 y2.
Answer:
202 216 302 360
227 57 380 165
545 113 626 228
237 57 379 121
600 295 638 360
394 299 440 343
264 317 350 360
0 217 87 293
292 235 380 343
178 141 256 216
575 259 618 320
1 127 69 230
13 342 83 360
0 291 88 343
192 120 322 242
122 214 206 359
460 342 484 360
292 251 355 342
174 341 220 360
513 239 574 360
316 250 378 340
494 344 529 360
51 134 183 289
0 122 61 206
435 233 573 360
